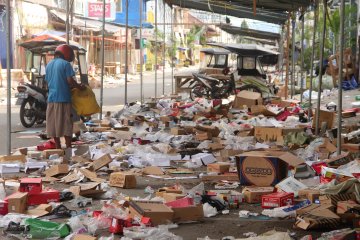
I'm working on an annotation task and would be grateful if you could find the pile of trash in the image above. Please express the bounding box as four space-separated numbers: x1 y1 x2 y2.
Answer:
0 90 359 239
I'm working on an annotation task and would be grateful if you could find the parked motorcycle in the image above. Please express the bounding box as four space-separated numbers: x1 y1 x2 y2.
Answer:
16 81 47 128
190 72 263 100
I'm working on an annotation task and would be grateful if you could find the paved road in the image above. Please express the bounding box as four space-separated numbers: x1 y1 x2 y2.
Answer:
0 68 193 154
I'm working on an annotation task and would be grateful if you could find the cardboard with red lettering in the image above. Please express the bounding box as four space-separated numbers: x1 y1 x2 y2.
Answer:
261 192 294 209
27 189 60 206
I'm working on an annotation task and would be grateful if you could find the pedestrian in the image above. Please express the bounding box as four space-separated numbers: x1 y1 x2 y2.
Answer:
45 44 85 150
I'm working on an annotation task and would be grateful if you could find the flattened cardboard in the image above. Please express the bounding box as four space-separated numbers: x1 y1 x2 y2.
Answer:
312 109 335 129
42 149 65 159
337 200 360 214
129 201 174 226
254 127 304 144
73 235 97 240
90 154 112 171
70 182 105 197
162 193 186 203
0 155 26 163
26 204 52 217
143 166 164 175
44 164 69 177
109 172 137 189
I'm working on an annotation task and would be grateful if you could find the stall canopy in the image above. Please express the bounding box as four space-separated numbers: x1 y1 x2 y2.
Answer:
165 0 312 24
219 25 281 41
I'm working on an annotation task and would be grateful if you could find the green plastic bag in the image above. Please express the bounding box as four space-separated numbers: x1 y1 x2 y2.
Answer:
24 218 71 239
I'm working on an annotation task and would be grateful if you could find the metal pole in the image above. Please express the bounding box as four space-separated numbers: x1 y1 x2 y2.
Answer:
99 0 105 120
125 0 129 105
171 5 174 93
309 0 318 120
279 27 284 83
285 18 290 99
337 0 345 155
315 0 327 135
139 0 144 103
155 0 158 98
162 0 165 95
66 0 70 44
291 17 296 99
6 0 11 155
300 14 305 103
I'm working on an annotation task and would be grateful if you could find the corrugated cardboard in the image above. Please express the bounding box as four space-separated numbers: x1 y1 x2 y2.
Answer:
242 186 274 203
162 193 186 203
312 109 336 129
109 172 137 189
73 234 97 240
156 187 183 198
200 173 239 182
129 201 174 226
44 164 69 177
298 189 321 203
172 204 204 223
337 200 360 214
254 127 304 144
207 163 231 174
171 127 186 135
233 91 262 109
0 155 26 163
26 204 52 217
236 151 304 186
42 149 65 159
7 192 28 213
90 154 112 171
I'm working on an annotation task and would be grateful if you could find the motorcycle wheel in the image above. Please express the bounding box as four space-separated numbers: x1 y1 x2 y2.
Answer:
20 97 37 128
236 84 262 96
190 84 210 100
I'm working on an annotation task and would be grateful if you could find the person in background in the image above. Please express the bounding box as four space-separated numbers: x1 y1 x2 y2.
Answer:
45 44 84 149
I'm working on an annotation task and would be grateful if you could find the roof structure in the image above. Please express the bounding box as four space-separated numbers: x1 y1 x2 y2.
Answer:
165 0 312 25
219 25 281 41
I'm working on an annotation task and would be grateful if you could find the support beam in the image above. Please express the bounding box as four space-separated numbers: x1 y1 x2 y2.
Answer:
291 17 296 99
125 0 129 105
162 0 165 95
66 0 70 44
6 0 11 154
315 0 327 135
300 14 305 103
337 0 345 155
99 0 105 120
285 18 290 99
308 1 318 120
140 0 144 103
155 0 158 98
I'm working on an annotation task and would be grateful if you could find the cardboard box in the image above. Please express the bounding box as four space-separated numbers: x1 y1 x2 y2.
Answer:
129 201 174 226
207 163 231 174
251 105 282 117
162 193 186 203
90 154 112 171
156 187 183 198
195 126 220 138
233 91 262 109
195 131 212 141
44 164 69 177
298 189 321 203
254 127 304 144
242 186 274 203
27 189 60 206
236 151 304 186
26 204 52 217
200 173 239 182
172 204 204 223
109 172 137 189
42 149 64 159
337 200 360 214
312 109 336 129
261 192 294 209
70 182 106 197
7 192 28 213
170 127 186 135
19 178 42 194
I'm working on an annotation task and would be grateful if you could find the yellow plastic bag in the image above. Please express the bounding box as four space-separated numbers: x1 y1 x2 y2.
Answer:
71 86 100 116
